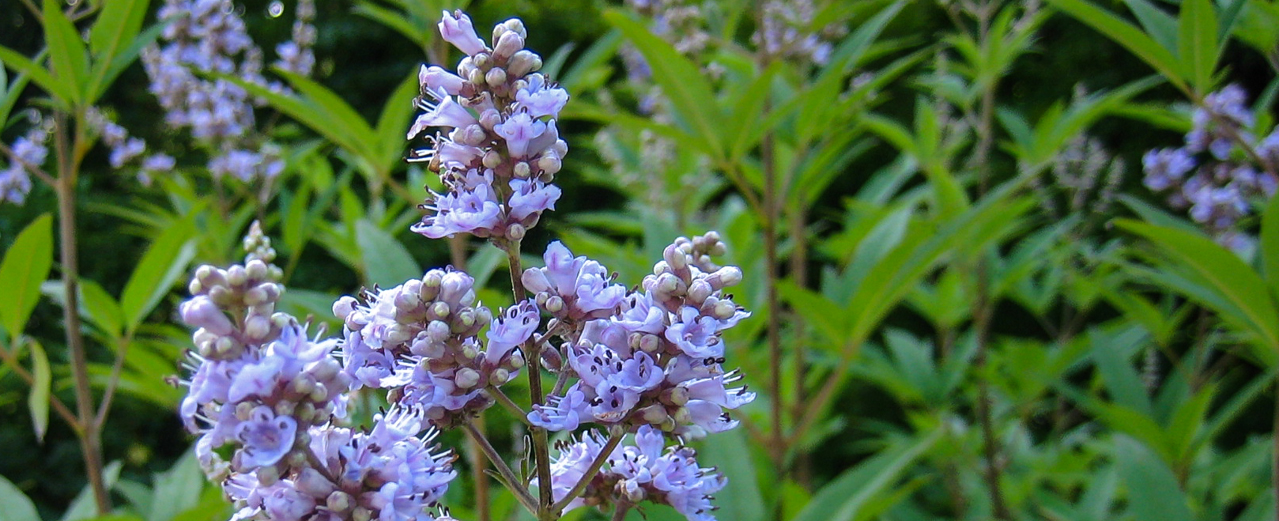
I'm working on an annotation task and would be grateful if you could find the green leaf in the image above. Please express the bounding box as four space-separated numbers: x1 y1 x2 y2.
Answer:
0 46 73 106
696 429 764 521
1046 0 1188 93
80 280 123 339
1262 193 1279 300
61 461 123 521
119 218 198 334
373 70 419 175
1114 436 1194 521
353 3 424 47
792 431 939 521
778 282 848 345
0 65 32 127
1119 220 1279 356
43 0 90 104
147 451 203 521
276 69 377 157
0 474 40 521
0 214 54 337
724 63 776 162
96 21 168 99
27 339 51 442
1089 328 1152 416
85 0 152 101
1177 0 1218 93
226 76 371 170
1122 0 1178 52
355 219 419 288
605 10 723 159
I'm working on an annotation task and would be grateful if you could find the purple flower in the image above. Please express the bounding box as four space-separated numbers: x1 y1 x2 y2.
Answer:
516 74 569 118
438 10 487 56
528 385 586 431
413 184 503 238
508 179 561 221
236 405 298 467
487 299 539 364
494 112 546 158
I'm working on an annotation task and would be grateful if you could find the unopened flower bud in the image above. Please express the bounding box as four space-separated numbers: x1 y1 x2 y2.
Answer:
394 291 422 312
455 367 480 388
214 336 237 355
639 334 660 353
545 296 564 313
256 465 280 486
236 401 256 420
274 401 296 417
661 387 689 406
353 506 372 521
507 50 540 77
180 297 235 335
540 347 561 371
473 52 491 71
537 153 561 176
327 491 353 512
245 315 272 340
245 260 268 282
503 18 526 38
296 467 335 497
479 109 502 130
431 301 451 319
513 161 531 178
708 266 743 288
226 265 248 287
309 385 329 402
688 280 712 304
508 223 526 240
493 31 524 60
293 375 317 396
482 150 502 169
468 68 485 87
713 301 738 320
486 67 507 87
489 368 510 385
188 279 203 295
639 404 669 424
333 296 357 319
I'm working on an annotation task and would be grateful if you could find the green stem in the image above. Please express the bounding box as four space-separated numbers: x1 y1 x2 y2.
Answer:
464 421 539 515
500 241 554 516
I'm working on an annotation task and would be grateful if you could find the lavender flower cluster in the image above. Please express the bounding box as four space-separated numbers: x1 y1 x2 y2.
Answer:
86 108 176 186
0 122 47 205
142 0 314 182
754 0 846 66
409 11 566 241
176 11 749 521
1143 84 1279 250
544 426 725 520
177 223 456 521
525 235 753 439
332 270 535 427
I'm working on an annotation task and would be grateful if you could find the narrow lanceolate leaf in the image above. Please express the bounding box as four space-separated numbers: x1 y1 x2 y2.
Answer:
0 46 73 107
27 339 51 442
374 71 421 173
120 218 198 334
1119 220 1279 355
605 10 723 159
86 0 152 101
1114 436 1195 521
43 0 90 104
1177 0 1218 94
792 430 940 521
0 214 54 337
1046 0 1188 94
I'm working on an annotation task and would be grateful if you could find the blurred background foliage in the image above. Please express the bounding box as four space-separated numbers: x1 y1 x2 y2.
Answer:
2 0 1279 520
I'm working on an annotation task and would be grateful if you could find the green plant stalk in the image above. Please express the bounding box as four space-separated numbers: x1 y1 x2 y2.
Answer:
1273 383 1278 521
54 111 111 515
500 241 554 518
464 421 539 515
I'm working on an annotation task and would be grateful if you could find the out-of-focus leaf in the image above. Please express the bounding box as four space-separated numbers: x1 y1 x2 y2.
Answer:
355 219 419 288
373 71 419 173
1114 436 1194 521
148 451 203 521
1119 219 1279 356
0 214 54 337
86 0 150 100
353 3 422 47
80 280 123 340
27 339 50 442
0 47 73 106
778 282 847 344
605 10 723 159
696 429 764 521
1262 193 1279 299
1122 0 1177 52
1177 0 1218 93
792 430 939 521
61 461 123 521
1090 328 1152 416
0 66 32 128
120 217 198 334
0 474 40 521
1046 0 1188 93
725 63 777 161
43 0 89 104
98 21 168 97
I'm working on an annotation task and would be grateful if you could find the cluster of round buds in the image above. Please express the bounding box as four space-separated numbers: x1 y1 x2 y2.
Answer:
527 235 753 438
408 12 569 241
333 268 537 427
183 222 288 360
542 426 726 521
